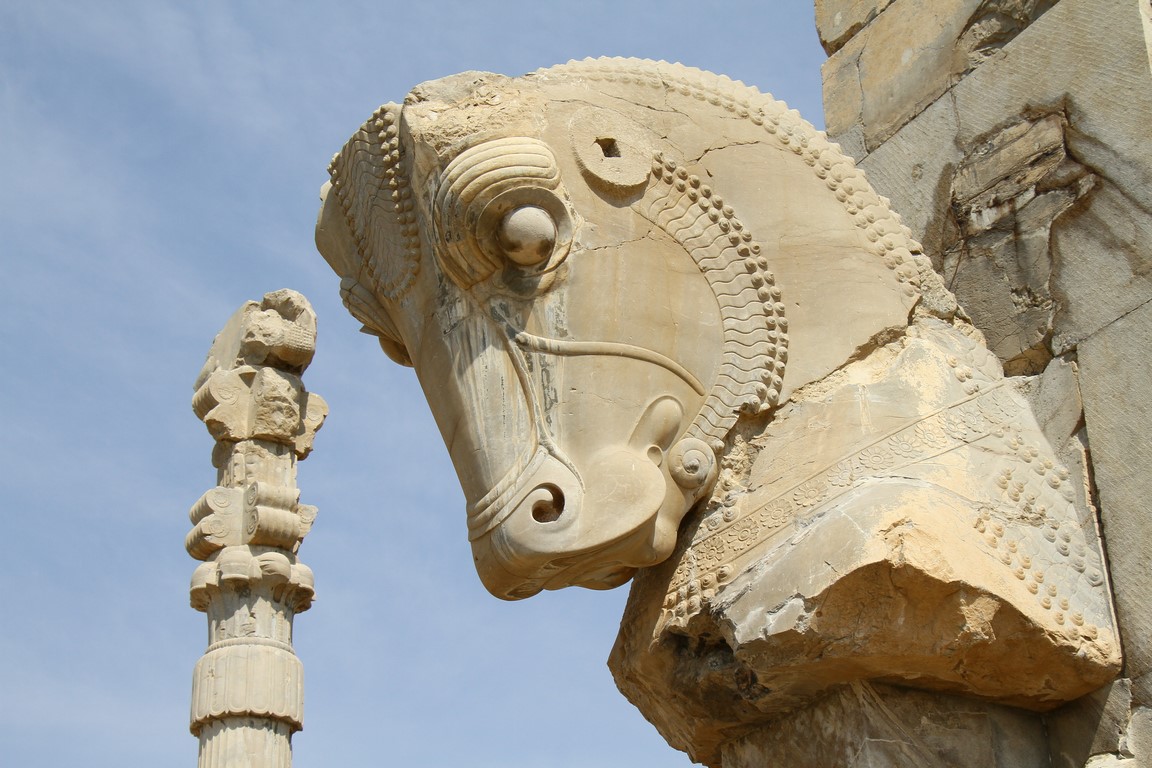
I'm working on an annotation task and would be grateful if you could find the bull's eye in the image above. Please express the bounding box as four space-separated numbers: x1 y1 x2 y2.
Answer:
436 138 573 288
498 205 557 266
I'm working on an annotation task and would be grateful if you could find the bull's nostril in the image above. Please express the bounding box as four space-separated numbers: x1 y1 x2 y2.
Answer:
531 483 565 523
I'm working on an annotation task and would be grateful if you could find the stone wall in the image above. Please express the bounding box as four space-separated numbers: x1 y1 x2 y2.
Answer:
818 0 1152 763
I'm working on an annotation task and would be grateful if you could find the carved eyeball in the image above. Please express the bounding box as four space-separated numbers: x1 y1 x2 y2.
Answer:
669 437 717 490
498 206 557 265
435 137 573 288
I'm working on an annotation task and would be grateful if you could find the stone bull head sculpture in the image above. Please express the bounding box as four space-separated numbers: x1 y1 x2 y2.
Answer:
317 59 802 598
316 60 1119 740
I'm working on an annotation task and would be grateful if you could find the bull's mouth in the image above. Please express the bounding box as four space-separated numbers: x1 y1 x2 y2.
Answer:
471 418 696 599
461 300 716 599
541 554 637 593
482 523 643 599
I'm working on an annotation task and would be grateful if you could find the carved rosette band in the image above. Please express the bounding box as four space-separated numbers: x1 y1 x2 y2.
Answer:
187 290 327 768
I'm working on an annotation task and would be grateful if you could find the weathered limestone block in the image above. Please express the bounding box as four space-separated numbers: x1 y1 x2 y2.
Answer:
823 0 1057 150
814 0 895 55
829 0 1152 717
822 1 1152 764
317 58 1120 767
1047 680 1132 768
1067 704 1152 766
1017 356 1096 515
612 319 1118 765
945 112 1095 373
1079 300 1152 691
193 291 326 457
187 290 326 768
722 682 1048 768
844 0 1152 363
1048 182 1152 355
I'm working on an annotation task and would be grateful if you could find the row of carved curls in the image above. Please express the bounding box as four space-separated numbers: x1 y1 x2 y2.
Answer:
190 547 315 614
643 154 787 453
327 103 421 304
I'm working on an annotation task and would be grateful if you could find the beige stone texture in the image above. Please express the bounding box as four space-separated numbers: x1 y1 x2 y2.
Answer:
823 0 1152 763
1047 679 1132 768
1048 182 1152 355
1080 300 1152 688
319 58 1120 767
1070 704 1152 766
829 0 1152 710
1019 356 1081 452
842 95 959 260
722 682 1047 768
1017 356 1096 517
850 0 1152 357
823 0 1057 150
612 318 1119 766
814 0 895 55
1129 707 1152 761
946 112 1095 373
187 290 326 768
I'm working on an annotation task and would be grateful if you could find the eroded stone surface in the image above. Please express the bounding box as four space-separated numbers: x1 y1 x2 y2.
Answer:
814 0 896 55
944 111 1095 374
823 0 1058 149
318 58 1120 766
187 290 326 768
828 0 1152 710
1080 300 1152 688
821 1 1151 764
612 318 1119 766
1047 679 1132 768
846 0 1152 364
723 682 1047 768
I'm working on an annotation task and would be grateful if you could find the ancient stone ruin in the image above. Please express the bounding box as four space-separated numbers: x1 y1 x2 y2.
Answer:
186 2 1151 765
186 290 327 767
817 0 1151 764
312 50 1131 767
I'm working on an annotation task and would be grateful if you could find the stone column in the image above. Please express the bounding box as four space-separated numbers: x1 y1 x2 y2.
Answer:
186 290 328 768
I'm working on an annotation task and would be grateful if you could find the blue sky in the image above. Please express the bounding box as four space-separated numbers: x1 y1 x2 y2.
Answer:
0 2 826 765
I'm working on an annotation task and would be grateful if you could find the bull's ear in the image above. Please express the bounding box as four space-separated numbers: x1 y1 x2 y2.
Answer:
315 181 359 279
628 396 684 457
317 181 413 367
319 103 424 369
324 102 422 301
377 336 413 367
